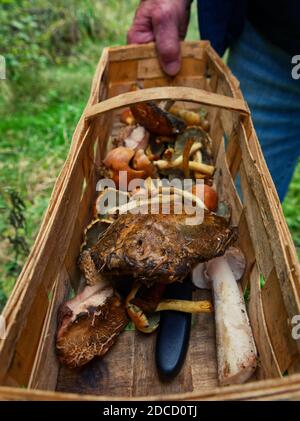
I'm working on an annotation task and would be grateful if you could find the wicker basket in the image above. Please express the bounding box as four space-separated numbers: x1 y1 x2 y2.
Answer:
1 41 300 401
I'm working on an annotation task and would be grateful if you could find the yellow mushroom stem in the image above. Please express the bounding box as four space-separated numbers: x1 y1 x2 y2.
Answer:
188 161 215 176
154 159 215 177
155 299 213 313
156 142 201 168
125 283 213 333
154 142 214 176
193 150 205 179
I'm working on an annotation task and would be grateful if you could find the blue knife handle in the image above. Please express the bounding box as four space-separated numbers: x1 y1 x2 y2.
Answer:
155 280 192 379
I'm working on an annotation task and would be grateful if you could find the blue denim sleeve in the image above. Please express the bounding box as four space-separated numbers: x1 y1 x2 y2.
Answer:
197 0 247 56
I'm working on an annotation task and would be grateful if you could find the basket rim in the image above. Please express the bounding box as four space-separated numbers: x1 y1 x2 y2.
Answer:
1 373 300 401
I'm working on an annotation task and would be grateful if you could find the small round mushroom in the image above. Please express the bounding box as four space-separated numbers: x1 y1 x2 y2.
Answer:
132 149 157 178
102 147 146 189
192 247 257 386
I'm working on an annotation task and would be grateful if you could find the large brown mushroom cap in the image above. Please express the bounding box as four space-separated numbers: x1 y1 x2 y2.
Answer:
88 211 238 286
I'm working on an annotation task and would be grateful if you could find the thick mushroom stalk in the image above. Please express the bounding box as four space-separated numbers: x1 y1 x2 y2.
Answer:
156 299 212 313
193 247 257 385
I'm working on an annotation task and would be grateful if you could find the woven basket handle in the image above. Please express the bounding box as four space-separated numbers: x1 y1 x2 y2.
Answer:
84 86 249 122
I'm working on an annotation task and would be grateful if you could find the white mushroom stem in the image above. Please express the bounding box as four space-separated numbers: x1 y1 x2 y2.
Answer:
207 255 257 386
193 150 205 179
154 142 201 169
108 189 207 214
132 186 207 210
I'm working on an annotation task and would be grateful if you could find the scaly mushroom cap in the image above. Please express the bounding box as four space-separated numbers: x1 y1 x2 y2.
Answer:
56 283 128 368
88 211 238 286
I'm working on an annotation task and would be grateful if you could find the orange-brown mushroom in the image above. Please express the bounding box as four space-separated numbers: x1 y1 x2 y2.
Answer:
120 108 135 125
133 149 157 178
130 101 186 136
103 146 145 189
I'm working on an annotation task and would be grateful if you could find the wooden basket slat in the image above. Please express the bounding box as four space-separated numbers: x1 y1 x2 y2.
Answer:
237 210 256 292
225 127 242 179
215 140 243 226
133 333 193 397
108 77 207 99
2 373 300 401
137 57 207 80
56 330 136 397
1 163 85 385
240 156 300 372
84 86 249 122
28 268 71 390
205 45 242 98
5 277 53 387
247 263 282 379
261 268 300 374
239 162 277 279
64 115 115 289
107 41 207 62
243 118 300 296
0 128 93 383
238 123 300 324
243 120 299 254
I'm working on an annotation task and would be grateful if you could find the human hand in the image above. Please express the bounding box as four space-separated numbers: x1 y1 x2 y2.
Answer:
127 0 192 76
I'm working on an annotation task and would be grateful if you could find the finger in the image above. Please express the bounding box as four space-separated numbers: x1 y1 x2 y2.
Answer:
127 5 155 44
152 9 181 76
127 25 155 44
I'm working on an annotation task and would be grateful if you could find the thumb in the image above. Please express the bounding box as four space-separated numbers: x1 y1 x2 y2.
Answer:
152 11 181 76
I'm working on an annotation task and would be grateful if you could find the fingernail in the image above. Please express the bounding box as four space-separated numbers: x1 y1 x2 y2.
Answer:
163 60 180 76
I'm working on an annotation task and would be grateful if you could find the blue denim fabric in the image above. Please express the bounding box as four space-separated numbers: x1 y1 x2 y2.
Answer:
228 21 300 201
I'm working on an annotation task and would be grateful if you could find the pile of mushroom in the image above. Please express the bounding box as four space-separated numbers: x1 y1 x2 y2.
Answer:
56 95 257 386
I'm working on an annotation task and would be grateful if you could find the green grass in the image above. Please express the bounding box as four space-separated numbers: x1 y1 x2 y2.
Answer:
283 162 300 253
0 1 299 310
